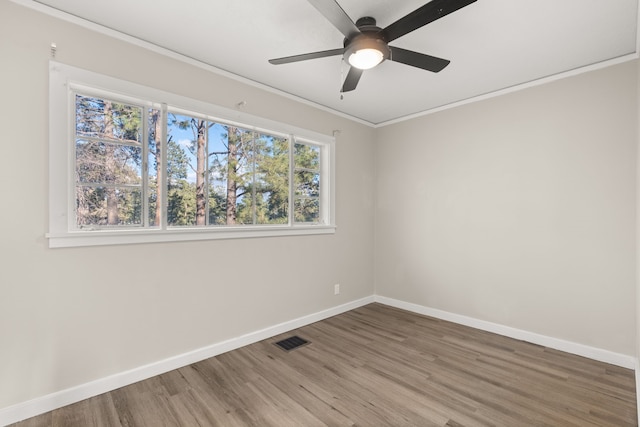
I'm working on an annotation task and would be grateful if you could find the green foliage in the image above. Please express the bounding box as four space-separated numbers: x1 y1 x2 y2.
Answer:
208 189 227 225
166 135 198 226
167 137 189 181
167 180 197 226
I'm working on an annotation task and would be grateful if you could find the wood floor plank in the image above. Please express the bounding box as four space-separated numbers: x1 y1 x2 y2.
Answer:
10 303 637 426
52 394 122 427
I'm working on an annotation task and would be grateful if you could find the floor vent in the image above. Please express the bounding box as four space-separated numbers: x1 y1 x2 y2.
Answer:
274 335 310 351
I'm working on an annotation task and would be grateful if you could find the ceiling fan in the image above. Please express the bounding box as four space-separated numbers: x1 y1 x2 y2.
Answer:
268 0 478 93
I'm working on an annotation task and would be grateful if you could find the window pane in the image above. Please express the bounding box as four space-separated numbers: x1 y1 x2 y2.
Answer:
255 133 289 224
74 93 144 230
209 124 255 226
228 126 256 225
75 95 142 143
166 113 203 226
294 198 320 223
76 186 142 227
76 140 142 185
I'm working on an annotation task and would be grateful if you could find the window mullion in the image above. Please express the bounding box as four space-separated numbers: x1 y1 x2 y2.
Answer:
205 121 210 226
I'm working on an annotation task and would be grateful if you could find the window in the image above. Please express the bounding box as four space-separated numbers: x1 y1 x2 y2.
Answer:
49 62 335 247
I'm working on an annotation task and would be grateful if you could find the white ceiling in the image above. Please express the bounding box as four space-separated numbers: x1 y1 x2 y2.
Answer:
28 0 639 125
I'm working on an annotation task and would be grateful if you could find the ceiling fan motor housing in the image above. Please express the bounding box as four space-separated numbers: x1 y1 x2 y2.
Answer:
344 17 390 67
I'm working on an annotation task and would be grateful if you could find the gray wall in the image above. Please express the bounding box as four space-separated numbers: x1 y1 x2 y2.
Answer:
0 1 375 410
375 61 637 356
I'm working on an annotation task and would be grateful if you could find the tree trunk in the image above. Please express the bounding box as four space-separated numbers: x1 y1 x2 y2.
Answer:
226 127 238 225
195 119 206 226
152 110 162 226
104 101 119 225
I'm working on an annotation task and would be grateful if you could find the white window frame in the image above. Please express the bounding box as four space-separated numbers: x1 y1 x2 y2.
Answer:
48 62 336 248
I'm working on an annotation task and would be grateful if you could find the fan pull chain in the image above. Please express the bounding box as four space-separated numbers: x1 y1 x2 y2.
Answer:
340 58 344 100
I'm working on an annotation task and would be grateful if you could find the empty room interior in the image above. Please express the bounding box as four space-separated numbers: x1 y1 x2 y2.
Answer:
1 0 640 425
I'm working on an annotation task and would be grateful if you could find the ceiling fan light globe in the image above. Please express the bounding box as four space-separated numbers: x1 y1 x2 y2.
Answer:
348 48 384 70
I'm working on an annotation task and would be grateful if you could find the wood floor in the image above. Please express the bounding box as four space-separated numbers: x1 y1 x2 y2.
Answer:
11 303 637 426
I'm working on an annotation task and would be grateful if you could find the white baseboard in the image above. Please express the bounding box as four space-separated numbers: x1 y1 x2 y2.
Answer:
0 296 374 427
374 295 637 369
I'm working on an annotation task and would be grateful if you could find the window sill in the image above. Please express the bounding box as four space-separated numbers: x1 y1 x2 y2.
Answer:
46 225 337 248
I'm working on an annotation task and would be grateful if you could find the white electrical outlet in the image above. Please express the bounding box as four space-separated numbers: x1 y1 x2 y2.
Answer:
334 283 340 295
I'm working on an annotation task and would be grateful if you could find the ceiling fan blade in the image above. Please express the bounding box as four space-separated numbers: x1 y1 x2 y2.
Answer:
389 46 450 72
307 0 360 39
341 67 363 92
269 48 345 65
381 0 477 43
